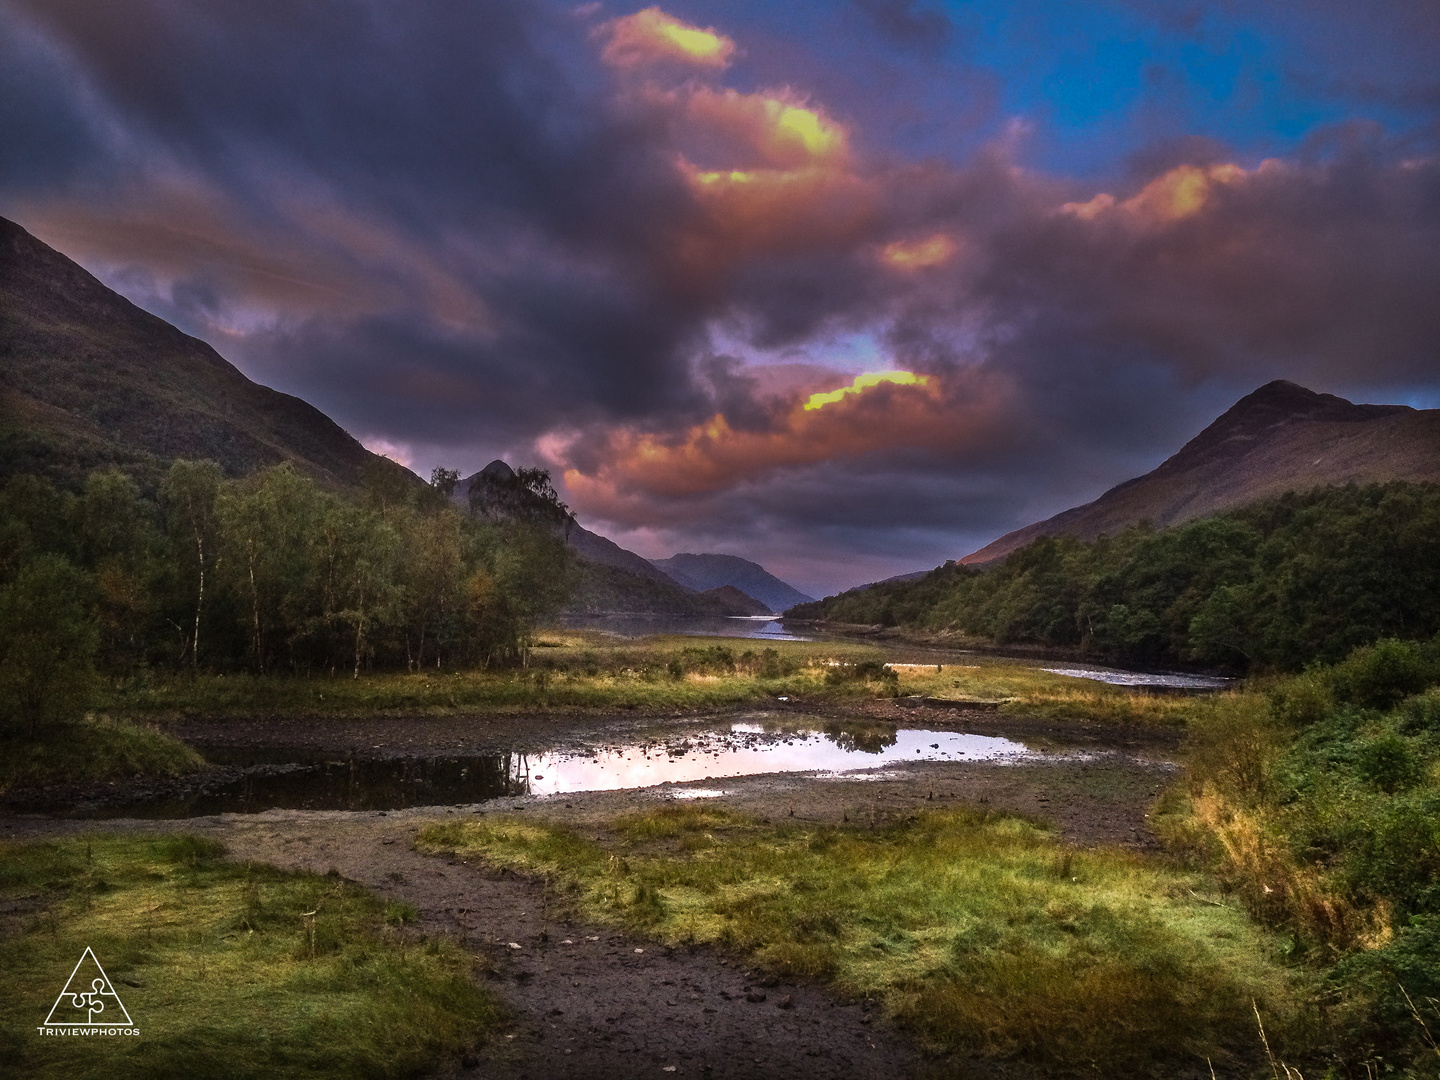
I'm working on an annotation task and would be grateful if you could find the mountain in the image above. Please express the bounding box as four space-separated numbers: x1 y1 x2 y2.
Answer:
650 553 815 614
454 462 737 616
454 467 809 616
455 461 677 585
962 380 1440 565
0 215 407 491
697 585 772 617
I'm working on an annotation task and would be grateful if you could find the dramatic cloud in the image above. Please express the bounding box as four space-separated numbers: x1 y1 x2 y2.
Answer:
597 7 736 70
3 0 1438 594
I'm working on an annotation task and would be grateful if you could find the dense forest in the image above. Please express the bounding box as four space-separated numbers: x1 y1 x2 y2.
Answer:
790 483 1440 672
0 460 575 731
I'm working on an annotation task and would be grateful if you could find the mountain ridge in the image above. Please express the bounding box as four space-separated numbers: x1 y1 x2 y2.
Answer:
962 380 1440 565
0 215 406 491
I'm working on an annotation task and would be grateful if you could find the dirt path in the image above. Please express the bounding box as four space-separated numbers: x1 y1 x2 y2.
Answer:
3 741 1177 1078
226 812 919 1079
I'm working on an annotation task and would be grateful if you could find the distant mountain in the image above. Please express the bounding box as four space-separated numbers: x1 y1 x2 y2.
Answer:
651 553 814 614
0 216 408 491
963 380 1440 565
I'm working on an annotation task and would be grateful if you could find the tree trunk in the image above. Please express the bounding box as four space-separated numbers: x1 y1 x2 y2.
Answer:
191 527 205 668
247 543 263 674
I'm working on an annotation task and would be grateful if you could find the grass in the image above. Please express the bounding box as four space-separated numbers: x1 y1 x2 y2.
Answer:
92 633 1217 726
0 715 205 794
1153 664 1440 1075
0 833 498 1079
418 805 1307 1075
98 635 905 719
890 659 1211 725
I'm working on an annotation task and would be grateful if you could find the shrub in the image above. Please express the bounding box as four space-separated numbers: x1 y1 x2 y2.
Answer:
824 659 899 692
1328 638 1440 711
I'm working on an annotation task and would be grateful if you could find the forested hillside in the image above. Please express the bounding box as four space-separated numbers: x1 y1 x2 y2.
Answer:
790 483 1440 671
0 460 572 722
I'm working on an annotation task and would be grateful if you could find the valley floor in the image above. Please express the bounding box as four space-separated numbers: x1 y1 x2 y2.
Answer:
4 710 1182 1079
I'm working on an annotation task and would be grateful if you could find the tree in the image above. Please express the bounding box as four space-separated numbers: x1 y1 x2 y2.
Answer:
430 467 460 497
362 457 418 519
398 508 466 670
0 555 97 737
162 460 223 668
216 464 324 673
329 505 403 678
0 474 77 584
491 518 575 664
469 465 573 534
81 469 161 671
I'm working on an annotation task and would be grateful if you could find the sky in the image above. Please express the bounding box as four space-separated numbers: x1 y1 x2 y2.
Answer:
3 0 1438 598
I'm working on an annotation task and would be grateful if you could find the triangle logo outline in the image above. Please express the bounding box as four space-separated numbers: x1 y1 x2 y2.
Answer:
43 946 134 1026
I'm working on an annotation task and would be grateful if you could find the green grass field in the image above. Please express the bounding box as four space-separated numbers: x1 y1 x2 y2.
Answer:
94 634 1216 727
0 834 498 1080
419 805 1307 1076
97 634 905 718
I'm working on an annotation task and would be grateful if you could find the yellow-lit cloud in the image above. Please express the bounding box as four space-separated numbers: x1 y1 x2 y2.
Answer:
1062 162 1262 223
599 7 735 69
881 234 957 270
550 368 1013 521
803 370 928 410
656 86 868 271
680 87 848 168
672 157 875 273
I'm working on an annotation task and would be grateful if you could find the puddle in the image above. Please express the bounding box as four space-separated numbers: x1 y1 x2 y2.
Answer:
1042 666 1232 690
85 716 1028 818
516 722 1025 797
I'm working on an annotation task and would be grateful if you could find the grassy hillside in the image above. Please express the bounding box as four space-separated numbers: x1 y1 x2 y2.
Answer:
0 216 405 492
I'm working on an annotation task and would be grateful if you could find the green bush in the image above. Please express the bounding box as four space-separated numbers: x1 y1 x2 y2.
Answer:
823 659 899 690
1328 638 1440 711
1354 733 1424 793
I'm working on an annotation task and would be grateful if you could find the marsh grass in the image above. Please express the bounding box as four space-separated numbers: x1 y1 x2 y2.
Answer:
0 714 205 794
420 805 1305 1074
892 661 1211 725
0 834 497 1079
94 635 1204 726
1156 663 1440 1074
97 635 900 718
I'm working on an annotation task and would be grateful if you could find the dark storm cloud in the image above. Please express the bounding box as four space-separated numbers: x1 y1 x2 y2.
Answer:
2 0 722 434
852 0 952 58
0 15 109 190
4 1 1440 594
